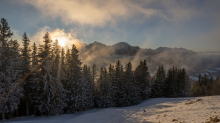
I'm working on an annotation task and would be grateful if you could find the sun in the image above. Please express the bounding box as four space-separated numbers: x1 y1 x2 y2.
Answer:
58 38 66 47
51 34 68 47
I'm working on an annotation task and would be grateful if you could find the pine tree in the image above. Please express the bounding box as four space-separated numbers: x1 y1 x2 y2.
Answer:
81 65 89 110
31 42 38 68
124 62 140 105
112 60 125 106
0 18 23 120
35 32 57 115
0 18 13 73
212 76 220 95
85 66 95 109
107 63 115 106
151 66 166 97
164 68 174 97
64 44 83 112
20 32 31 116
28 42 39 116
181 68 190 97
99 68 111 107
134 60 150 100
38 73 55 115
96 67 104 107
103 68 112 107
50 40 67 115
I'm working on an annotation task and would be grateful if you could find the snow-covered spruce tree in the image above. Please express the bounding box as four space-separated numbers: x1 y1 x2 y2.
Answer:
0 18 23 120
174 67 179 97
81 65 89 110
164 67 177 97
151 66 166 97
0 71 23 120
111 62 119 106
37 73 55 116
134 60 150 100
36 37 67 116
0 18 13 73
96 67 104 107
8 39 22 80
31 42 38 68
124 62 140 105
83 65 94 109
151 68 161 98
20 32 32 116
28 42 39 116
49 40 67 115
112 60 126 107
63 49 71 112
159 66 167 96
118 63 127 107
107 63 115 106
90 64 97 107
64 44 83 113
174 68 179 97
164 67 190 97
88 66 95 108
103 68 112 107
97 67 111 107
178 68 190 97
35 32 57 116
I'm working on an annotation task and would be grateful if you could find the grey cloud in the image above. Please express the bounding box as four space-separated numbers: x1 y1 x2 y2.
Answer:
21 0 200 26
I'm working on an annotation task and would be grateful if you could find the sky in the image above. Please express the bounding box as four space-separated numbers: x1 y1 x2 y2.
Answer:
0 0 220 52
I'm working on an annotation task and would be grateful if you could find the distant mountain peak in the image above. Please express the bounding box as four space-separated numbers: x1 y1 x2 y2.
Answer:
114 42 130 46
112 42 140 49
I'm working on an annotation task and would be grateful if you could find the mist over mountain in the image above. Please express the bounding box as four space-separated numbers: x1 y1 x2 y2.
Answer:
80 41 195 56
79 41 220 81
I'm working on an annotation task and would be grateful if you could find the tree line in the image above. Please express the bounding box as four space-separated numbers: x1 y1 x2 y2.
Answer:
191 74 220 96
151 66 191 97
0 18 210 120
0 18 150 120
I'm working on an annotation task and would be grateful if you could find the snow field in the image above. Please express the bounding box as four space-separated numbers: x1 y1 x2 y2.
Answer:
2 95 220 123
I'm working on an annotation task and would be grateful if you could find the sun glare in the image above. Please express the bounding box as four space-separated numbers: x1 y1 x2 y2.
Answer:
58 38 66 47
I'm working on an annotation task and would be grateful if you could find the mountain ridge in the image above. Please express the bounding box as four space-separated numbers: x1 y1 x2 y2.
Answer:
80 41 196 56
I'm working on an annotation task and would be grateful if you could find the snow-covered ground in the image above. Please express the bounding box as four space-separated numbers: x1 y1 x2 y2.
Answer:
2 96 220 123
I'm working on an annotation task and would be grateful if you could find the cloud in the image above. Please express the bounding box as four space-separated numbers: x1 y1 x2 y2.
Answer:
30 26 50 45
21 0 199 26
49 28 83 48
22 0 128 26
11 29 22 43
11 0 220 52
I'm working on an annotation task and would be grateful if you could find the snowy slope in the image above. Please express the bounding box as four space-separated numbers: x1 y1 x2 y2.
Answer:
2 96 220 123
